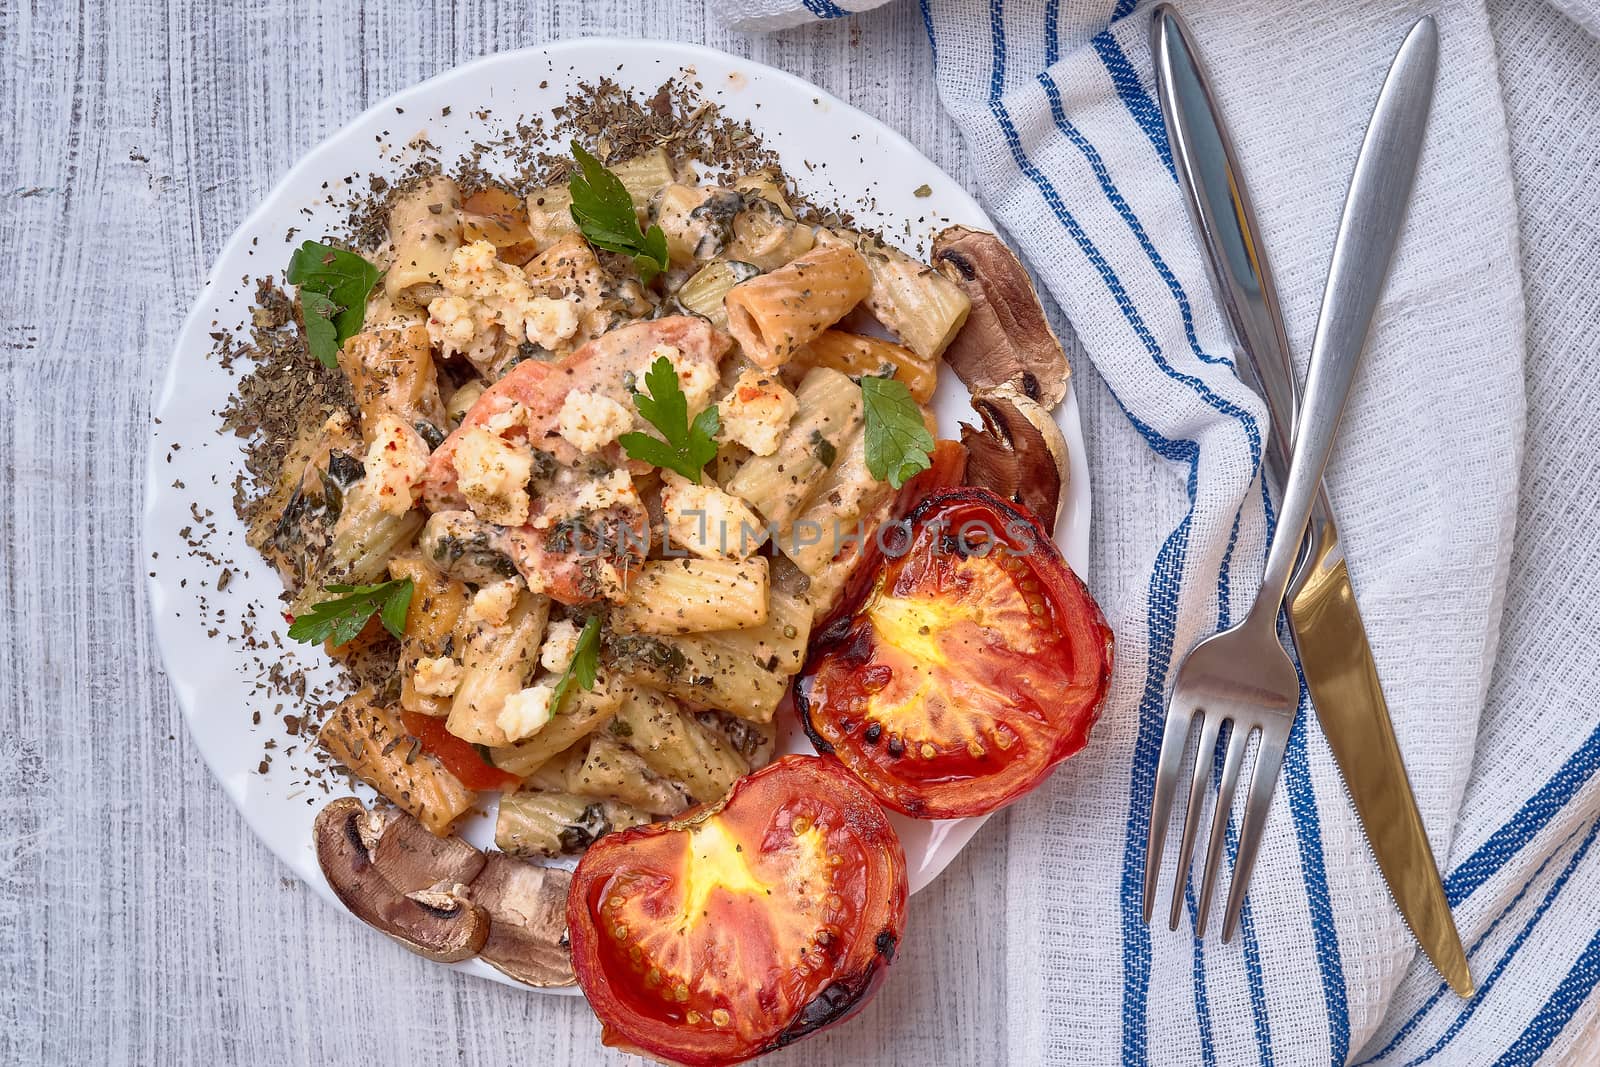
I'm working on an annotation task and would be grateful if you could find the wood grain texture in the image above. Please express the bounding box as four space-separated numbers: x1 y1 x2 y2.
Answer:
0 2 1025 1063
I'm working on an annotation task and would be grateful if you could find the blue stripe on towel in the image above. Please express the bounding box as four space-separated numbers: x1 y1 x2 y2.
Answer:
1357 821 1590 1064
1113 0 1140 21
1395 818 1600 1066
980 6 1195 1062
1496 912 1600 1065
1034 54 1274 1063
1091 28 1176 179
802 0 850 19
1446 721 1600 906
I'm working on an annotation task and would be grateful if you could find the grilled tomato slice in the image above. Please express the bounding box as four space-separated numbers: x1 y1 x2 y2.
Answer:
567 755 907 1066
797 487 1113 818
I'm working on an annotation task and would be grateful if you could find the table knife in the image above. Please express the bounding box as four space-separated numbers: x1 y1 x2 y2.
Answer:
1151 6 1473 998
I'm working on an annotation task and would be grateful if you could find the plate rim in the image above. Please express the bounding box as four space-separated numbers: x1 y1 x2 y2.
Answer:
143 35 1091 994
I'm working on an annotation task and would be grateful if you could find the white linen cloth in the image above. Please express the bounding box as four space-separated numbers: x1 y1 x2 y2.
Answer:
709 0 1600 1062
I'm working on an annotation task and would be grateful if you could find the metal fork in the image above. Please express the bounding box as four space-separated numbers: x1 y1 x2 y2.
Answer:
1140 92 1410 937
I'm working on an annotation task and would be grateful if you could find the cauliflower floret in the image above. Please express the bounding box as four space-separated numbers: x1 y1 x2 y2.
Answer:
468 578 523 627
362 414 431 516
660 469 768 560
426 239 581 358
718 368 797 457
452 426 534 526
538 619 582 673
557 389 635 454
411 656 463 698
497 683 555 743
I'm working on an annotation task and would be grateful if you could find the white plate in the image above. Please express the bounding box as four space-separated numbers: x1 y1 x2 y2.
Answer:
144 38 1090 993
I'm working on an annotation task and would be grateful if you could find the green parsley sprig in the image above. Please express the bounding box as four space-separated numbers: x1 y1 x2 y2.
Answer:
287 579 414 646
286 240 382 368
567 141 670 283
618 355 721 483
861 374 935 489
549 615 602 712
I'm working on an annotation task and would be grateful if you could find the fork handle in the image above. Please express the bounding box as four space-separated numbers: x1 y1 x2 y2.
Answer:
1249 17 1437 624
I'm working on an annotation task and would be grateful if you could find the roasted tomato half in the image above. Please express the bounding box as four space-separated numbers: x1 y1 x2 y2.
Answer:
796 487 1113 819
568 755 907 1066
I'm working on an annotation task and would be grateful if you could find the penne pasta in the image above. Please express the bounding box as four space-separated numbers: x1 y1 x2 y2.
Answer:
611 148 677 209
291 477 424 616
674 259 761 329
724 245 872 369
727 173 815 270
658 470 768 560
611 558 770 635
447 591 550 746
726 367 863 529
385 175 462 304
702 587 813 676
795 329 937 405
654 184 743 265
524 185 577 250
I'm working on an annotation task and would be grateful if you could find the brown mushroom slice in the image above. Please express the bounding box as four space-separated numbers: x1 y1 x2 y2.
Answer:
959 389 1071 535
932 226 1071 408
370 805 487 894
471 852 577 987
313 797 490 963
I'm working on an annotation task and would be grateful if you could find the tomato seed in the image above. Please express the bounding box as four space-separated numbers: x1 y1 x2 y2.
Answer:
712 1009 731 1027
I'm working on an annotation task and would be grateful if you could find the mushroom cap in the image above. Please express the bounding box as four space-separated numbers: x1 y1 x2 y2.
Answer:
959 388 1071 535
314 797 490 964
471 853 577 988
932 226 1071 409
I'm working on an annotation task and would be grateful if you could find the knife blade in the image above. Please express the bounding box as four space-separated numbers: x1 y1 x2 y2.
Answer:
1151 7 1473 998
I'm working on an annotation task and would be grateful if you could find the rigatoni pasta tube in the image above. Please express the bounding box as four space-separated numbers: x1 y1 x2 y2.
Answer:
316 690 476 836
385 175 462 303
605 632 789 723
447 591 549 746
488 680 623 777
796 329 937 405
702 587 814 676
726 367 863 529
388 554 471 718
724 245 871 369
611 558 770 635
831 231 971 360
613 687 751 803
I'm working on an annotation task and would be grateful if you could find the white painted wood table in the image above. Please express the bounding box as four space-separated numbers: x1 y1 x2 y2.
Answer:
0 3 1033 1063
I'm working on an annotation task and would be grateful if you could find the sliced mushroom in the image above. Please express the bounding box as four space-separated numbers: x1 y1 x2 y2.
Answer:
959 388 1071 535
370 806 487 894
470 852 577 987
932 226 1071 408
313 797 489 963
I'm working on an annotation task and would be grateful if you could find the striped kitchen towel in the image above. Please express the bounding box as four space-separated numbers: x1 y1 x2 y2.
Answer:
714 0 1600 1063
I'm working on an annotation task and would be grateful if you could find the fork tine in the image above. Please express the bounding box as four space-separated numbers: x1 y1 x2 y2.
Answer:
1142 703 1197 922
1169 710 1223 930
1222 724 1290 941
1195 720 1253 936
